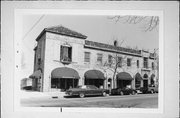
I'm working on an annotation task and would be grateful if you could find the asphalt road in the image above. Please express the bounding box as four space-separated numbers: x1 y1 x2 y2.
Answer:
21 93 158 108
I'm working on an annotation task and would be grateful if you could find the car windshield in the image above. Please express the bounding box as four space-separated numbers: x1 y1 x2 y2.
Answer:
88 85 98 89
77 85 87 89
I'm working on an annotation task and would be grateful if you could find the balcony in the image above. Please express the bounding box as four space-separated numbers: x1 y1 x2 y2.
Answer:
61 57 72 64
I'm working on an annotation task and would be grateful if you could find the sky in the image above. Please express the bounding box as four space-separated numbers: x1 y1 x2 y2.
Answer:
21 15 159 78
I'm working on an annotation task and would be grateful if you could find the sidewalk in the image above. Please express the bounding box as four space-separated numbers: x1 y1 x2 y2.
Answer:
20 90 66 99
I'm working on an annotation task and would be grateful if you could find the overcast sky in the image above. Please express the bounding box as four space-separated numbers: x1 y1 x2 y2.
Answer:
21 15 159 78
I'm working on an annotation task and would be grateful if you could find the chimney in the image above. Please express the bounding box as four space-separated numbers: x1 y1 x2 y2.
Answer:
114 40 118 47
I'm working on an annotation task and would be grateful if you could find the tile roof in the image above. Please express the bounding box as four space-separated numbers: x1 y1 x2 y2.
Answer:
85 40 142 56
44 25 87 39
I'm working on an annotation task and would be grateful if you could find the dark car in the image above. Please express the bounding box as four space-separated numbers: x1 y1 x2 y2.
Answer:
140 84 158 94
65 85 109 98
111 87 137 95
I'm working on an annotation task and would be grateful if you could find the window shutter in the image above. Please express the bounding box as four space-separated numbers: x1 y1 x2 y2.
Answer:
68 47 72 61
60 46 63 61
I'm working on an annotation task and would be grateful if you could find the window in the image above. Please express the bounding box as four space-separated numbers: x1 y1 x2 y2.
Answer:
143 57 148 68
117 57 122 67
127 58 131 66
97 53 103 63
108 55 112 66
152 62 155 70
60 46 72 63
38 58 41 65
84 52 90 62
137 60 139 68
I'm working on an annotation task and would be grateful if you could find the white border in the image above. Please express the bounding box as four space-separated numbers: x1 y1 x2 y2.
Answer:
14 9 164 113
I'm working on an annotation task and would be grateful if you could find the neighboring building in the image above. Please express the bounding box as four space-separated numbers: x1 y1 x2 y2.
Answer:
30 25 158 92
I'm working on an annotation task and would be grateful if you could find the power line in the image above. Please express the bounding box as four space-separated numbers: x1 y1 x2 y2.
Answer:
22 14 45 40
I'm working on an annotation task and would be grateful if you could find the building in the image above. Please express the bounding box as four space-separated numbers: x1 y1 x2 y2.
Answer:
29 25 158 92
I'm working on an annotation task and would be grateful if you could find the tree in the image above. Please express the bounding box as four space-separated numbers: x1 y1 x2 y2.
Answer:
108 15 159 32
97 40 137 89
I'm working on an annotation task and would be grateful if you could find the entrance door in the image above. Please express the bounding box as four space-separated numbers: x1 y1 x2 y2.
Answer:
143 80 148 88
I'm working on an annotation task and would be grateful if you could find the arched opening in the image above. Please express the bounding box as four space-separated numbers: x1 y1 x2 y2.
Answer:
135 73 142 89
84 70 105 88
143 74 149 88
143 74 148 78
51 67 80 91
116 72 133 89
150 74 155 85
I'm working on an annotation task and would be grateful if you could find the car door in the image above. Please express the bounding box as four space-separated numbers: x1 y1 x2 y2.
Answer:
89 85 101 95
84 86 92 95
124 88 130 94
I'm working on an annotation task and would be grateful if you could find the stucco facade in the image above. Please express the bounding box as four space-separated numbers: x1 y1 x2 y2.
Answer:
32 26 158 92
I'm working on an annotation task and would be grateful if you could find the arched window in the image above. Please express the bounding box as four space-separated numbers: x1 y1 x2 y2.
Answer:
143 74 148 78
150 74 155 85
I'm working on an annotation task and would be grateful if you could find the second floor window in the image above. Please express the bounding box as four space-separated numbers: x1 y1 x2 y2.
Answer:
97 53 103 63
143 57 148 68
60 46 72 62
127 58 131 67
117 57 122 67
84 52 90 62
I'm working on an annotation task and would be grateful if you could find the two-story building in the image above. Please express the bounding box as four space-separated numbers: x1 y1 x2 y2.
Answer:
29 25 158 92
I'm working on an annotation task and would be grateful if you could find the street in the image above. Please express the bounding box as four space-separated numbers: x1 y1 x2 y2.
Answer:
21 93 158 108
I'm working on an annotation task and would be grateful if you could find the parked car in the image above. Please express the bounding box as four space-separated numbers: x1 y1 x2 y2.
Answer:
140 84 158 94
65 85 109 98
111 87 137 95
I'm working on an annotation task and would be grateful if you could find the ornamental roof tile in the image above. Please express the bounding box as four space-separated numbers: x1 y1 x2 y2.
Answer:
36 25 87 41
45 25 87 39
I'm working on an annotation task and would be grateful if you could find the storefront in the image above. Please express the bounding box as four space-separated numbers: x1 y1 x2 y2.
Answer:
51 67 80 91
29 70 42 91
84 70 105 88
150 74 155 85
135 73 143 89
143 73 149 88
116 72 133 89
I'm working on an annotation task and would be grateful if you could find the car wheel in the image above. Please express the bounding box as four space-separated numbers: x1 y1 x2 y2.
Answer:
102 92 107 97
150 90 154 94
131 91 136 95
117 90 121 95
120 91 124 95
79 93 85 98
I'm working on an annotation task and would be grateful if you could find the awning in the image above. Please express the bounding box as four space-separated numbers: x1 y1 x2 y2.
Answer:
116 72 133 80
51 67 80 79
84 70 105 79
29 70 41 78
135 73 143 81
